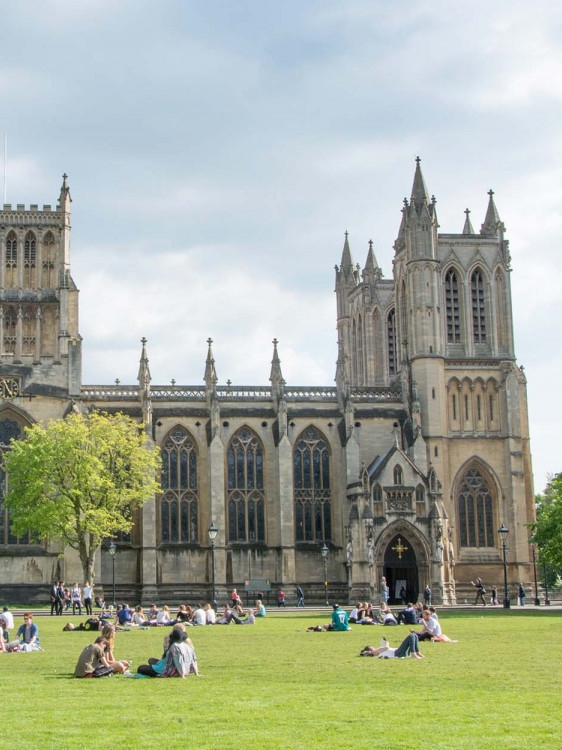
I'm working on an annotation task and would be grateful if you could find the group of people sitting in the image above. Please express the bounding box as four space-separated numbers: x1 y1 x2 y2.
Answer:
74 622 200 679
64 599 265 633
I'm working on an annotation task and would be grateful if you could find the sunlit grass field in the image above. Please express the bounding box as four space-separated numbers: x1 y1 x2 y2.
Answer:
1 608 559 749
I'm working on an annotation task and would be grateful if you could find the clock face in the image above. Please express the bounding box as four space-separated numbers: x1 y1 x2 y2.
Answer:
0 378 20 399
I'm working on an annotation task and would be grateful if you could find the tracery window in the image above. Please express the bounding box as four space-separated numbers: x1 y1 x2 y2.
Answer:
23 232 36 288
471 269 487 344
5 231 17 287
294 426 331 542
445 269 461 343
42 232 57 288
415 484 425 515
393 465 403 486
458 466 495 547
387 308 397 378
3 306 17 354
0 417 30 544
227 427 265 543
160 426 198 543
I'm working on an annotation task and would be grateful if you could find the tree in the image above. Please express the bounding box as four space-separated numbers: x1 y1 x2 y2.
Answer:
530 472 562 571
3 411 161 584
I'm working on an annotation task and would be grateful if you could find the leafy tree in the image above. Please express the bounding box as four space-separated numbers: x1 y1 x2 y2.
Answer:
530 472 562 572
3 411 161 584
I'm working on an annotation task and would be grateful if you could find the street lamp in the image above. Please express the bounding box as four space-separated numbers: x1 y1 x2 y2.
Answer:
108 541 117 608
542 557 551 606
529 540 540 606
208 522 218 611
498 524 510 609
321 542 329 605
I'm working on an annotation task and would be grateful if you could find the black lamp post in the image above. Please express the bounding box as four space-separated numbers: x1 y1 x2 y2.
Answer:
530 541 540 606
498 524 510 609
543 558 551 606
321 542 329 605
208 522 218 611
108 541 116 608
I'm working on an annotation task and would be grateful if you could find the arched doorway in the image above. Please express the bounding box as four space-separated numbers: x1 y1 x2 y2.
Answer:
383 534 418 604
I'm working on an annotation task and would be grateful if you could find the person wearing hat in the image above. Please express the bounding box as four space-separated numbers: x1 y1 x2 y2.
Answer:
330 603 350 631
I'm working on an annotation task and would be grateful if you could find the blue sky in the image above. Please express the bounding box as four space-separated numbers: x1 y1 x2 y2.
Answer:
1 1 561 491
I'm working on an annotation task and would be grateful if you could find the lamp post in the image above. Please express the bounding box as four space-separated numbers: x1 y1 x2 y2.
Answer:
543 558 551 606
321 542 329 605
208 522 218 611
530 541 540 606
498 524 510 609
108 541 116 608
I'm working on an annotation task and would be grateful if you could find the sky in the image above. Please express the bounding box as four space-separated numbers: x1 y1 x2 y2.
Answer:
1 0 561 492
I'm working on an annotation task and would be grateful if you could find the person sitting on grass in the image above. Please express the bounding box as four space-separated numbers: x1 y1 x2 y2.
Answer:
204 603 216 624
74 636 114 677
156 605 172 626
116 603 133 627
137 625 199 678
411 610 455 642
360 633 424 659
255 600 266 617
101 624 132 674
131 605 145 626
192 605 206 626
11 613 41 651
397 603 418 625
329 603 350 631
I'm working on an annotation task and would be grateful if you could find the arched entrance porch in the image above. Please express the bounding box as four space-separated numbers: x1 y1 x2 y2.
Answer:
375 522 431 605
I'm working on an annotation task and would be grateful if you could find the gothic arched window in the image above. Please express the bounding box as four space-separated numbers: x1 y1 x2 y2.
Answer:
0 417 30 544
227 427 265 543
393 465 403 486
471 268 487 344
294 426 331 542
160 426 198 543
387 308 397 378
42 231 57 288
445 269 461 343
23 232 36 288
458 466 495 547
5 231 17 287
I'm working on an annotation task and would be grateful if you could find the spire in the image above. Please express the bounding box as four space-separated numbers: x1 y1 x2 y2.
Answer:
363 240 383 283
137 337 152 428
269 338 285 395
481 189 505 234
204 337 218 391
57 172 72 210
335 337 349 409
137 336 151 388
463 208 474 234
340 230 354 274
410 156 430 213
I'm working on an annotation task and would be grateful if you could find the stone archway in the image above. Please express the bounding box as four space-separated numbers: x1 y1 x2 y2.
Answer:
375 521 431 605
384 534 418 604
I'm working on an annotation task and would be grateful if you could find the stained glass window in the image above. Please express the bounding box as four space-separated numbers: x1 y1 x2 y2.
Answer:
458 467 494 547
227 427 265 543
294 427 331 542
160 426 198 543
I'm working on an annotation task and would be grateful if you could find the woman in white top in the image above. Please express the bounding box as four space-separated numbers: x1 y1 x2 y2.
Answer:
156 605 171 625
204 603 216 624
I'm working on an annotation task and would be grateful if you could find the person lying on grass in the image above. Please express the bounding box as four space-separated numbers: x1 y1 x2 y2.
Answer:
360 633 424 659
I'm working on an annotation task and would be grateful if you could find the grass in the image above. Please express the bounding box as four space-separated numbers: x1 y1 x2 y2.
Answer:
1 608 560 749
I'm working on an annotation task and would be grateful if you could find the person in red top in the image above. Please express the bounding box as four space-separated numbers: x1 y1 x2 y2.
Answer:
277 590 286 607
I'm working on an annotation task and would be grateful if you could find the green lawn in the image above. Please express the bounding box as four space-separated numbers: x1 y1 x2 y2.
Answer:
1 609 559 749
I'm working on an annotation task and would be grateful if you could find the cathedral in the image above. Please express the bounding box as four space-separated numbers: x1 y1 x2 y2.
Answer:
0 160 535 605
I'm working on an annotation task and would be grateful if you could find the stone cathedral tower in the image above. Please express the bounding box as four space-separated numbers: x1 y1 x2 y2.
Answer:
335 158 534 604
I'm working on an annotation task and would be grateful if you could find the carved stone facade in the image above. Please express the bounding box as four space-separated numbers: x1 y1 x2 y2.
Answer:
0 162 535 605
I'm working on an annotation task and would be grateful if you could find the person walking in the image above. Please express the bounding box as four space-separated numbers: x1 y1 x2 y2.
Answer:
471 578 486 606
518 582 526 606
83 581 93 616
277 590 286 607
296 586 305 607
72 583 83 616
423 585 431 606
